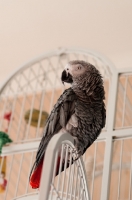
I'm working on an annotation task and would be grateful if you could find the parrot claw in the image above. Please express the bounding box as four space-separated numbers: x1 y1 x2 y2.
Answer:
72 148 82 161
72 148 77 154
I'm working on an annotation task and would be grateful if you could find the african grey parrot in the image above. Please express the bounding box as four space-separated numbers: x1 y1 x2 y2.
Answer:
29 60 106 188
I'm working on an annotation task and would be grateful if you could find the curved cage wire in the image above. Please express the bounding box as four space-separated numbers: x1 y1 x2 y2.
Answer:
0 48 132 200
39 133 90 200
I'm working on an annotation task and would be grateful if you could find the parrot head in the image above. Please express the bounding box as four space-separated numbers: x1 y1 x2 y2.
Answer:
61 60 104 100
61 60 98 84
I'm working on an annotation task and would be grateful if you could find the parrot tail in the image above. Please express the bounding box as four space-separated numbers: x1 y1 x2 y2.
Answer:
29 156 61 189
29 159 44 189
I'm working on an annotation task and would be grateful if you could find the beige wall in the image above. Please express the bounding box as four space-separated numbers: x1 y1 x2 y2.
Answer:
0 1 132 86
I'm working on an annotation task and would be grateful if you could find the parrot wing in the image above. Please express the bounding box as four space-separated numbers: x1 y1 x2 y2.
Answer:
34 87 76 169
29 88 77 188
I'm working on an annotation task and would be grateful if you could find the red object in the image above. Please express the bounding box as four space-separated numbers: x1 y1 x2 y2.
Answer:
4 112 12 121
1 179 7 189
0 178 7 191
30 157 61 189
30 159 43 189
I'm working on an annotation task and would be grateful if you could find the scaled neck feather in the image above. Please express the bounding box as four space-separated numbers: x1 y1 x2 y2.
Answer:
71 71 105 103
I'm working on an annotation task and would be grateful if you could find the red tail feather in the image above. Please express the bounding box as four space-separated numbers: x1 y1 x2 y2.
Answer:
30 157 61 189
30 159 43 189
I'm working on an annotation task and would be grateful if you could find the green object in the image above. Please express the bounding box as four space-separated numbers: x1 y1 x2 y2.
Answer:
24 109 49 127
0 132 12 154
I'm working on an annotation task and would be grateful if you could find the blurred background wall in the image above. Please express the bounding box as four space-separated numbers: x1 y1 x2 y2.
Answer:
0 1 132 86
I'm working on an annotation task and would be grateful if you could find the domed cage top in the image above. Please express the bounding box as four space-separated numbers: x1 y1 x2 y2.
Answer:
0 48 113 143
0 48 132 200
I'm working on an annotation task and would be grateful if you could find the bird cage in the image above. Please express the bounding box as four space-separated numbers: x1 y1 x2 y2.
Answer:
0 47 132 200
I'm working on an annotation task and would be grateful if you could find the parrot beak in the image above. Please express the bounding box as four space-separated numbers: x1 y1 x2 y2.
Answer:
61 70 73 84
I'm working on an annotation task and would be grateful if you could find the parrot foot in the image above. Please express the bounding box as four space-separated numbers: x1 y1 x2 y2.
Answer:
72 148 82 161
